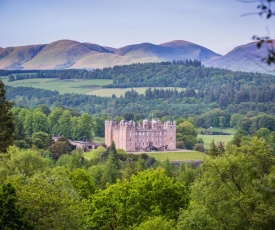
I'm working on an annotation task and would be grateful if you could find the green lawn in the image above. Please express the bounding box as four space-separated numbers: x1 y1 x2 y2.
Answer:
85 87 184 97
198 134 234 149
143 151 205 162
1 77 112 94
1 77 185 97
198 127 235 149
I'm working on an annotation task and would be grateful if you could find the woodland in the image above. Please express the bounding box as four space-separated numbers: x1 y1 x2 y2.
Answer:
1 59 275 229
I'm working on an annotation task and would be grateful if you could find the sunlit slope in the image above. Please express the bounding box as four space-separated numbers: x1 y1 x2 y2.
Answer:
205 41 275 74
22 40 96 69
0 44 45 69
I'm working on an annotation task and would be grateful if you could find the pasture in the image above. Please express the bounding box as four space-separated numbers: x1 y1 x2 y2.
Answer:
1 76 184 97
1 77 112 94
199 127 236 149
84 149 205 162
145 151 205 162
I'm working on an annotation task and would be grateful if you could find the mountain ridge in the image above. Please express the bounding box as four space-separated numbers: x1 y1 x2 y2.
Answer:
0 39 273 73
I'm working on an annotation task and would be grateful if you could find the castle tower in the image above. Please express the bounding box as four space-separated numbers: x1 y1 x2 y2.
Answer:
164 121 177 150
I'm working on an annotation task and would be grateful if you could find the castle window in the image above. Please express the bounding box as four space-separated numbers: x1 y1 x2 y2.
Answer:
130 138 131 141
143 143 144 146
130 143 131 146
171 137 172 140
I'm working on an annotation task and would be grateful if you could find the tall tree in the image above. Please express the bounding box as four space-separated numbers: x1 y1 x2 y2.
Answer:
0 81 15 153
0 182 33 229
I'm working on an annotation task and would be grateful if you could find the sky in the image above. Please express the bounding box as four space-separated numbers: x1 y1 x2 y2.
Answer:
0 0 273 55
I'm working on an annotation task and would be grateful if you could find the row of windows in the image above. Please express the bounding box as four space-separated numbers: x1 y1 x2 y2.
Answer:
135 132 165 136
131 137 172 141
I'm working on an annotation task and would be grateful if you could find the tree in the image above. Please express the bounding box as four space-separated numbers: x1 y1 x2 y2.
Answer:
88 168 188 230
0 80 15 153
72 113 95 141
68 168 96 199
32 132 54 149
134 217 176 230
0 182 33 230
48 137 73 161
0 146 52 177
103 141 121 184
7 169 87 230
176 121 199 149
177 137 275 230
57 110 72 138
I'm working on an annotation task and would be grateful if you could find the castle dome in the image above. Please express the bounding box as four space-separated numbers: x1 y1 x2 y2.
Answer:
152 119 157 124
143 118 148 123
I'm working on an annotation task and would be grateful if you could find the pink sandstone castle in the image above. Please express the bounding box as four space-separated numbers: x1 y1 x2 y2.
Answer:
105 119 176 152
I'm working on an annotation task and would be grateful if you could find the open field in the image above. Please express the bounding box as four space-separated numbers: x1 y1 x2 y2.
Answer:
1 77 184 97
0 77 112 94
199 127 235 149
138 151 205 162
84 149 205 162
199 134 234 149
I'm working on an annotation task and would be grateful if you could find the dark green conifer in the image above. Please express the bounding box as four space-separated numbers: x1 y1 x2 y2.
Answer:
0 183 33 229
0 81 15 153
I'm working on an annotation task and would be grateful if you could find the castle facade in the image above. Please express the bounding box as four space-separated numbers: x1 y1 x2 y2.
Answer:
105 119 176 152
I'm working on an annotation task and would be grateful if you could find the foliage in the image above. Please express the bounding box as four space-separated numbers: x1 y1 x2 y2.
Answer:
0 182 33 230
133 216 176 230
177 137 275 230
0 146 52 177
87 168 188 229
176 121 199 149
0 81 15 153
6 169 87 230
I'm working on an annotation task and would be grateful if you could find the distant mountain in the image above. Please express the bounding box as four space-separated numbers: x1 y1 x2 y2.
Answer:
205 41 275 74
23 40 102 69
0 39 273 73
0 44 45 70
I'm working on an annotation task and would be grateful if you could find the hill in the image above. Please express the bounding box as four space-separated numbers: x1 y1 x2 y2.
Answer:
0 39 274 73
205 41 275 74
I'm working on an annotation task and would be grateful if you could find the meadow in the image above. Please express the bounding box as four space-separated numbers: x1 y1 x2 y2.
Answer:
1 76 183 97
199 127 236 149
84 149 205 162
0 77 112 94
145 151 205 162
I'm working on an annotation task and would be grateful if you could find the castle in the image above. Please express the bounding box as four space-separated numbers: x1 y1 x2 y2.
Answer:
105 119 176 152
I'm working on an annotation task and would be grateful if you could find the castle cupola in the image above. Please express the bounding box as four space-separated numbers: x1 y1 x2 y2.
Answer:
143 118 148 129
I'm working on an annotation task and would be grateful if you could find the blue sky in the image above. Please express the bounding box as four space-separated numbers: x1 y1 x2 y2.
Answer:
0 0 273 54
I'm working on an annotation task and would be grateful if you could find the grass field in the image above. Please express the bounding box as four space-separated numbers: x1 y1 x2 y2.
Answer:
0 77 112 94
135 151 205 162
198 134 234 149
1 76 184 97
199 127 236 149
84 150 205 162
86 87 184 97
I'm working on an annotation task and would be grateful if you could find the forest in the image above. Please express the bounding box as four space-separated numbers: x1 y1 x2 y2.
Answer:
1 60 275 229
1 77 275 229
